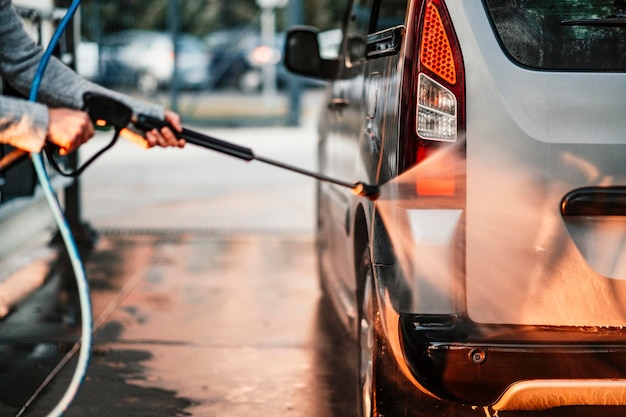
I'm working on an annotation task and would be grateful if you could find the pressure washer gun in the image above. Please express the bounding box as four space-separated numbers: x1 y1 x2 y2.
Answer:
0 93 379 200
83 93 380 200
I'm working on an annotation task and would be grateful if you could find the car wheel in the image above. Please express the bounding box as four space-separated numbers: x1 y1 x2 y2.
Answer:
358 245 386 417
137 71 158 95
359 252 375 417
357 245 411 417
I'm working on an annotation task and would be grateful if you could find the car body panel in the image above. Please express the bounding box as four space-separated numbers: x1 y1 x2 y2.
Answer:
451 1 626 326
318 22 409 338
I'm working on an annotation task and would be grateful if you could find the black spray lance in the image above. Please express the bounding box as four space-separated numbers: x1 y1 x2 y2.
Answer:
83 93 381 201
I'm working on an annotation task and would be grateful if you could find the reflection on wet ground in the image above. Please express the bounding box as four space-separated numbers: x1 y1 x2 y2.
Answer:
0 231 356 417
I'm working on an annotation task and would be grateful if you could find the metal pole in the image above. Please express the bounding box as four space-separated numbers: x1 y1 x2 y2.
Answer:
168 0 180 113
261 6 277 102
57 0 96 248
286 0 303 126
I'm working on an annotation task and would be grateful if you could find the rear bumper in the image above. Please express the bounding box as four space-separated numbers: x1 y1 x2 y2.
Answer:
399 314 626 409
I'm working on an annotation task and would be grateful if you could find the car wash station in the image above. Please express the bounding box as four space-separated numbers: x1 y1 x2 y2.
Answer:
0 0 358 416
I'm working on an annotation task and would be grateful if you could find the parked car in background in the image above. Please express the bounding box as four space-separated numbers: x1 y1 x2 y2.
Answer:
203 28 260 91
203 27 287 93
97 30 211 95
203 27 334 93
285 0 626 416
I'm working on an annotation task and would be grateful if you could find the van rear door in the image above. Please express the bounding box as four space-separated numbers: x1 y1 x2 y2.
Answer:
457 0 626 327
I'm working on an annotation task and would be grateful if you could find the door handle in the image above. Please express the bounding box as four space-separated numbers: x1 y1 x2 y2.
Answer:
561 186 626 216
327 98 350 111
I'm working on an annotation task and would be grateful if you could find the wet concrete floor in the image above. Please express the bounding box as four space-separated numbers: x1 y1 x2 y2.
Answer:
0 231 355 417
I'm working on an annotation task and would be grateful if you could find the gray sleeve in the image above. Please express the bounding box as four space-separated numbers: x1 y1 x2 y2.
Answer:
36 67 166 119
0 0 165 151
0 95 47 152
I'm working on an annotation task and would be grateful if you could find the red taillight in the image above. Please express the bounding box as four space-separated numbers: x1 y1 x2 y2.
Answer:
416 0 463 146
400 0 465 198
420 2 456 84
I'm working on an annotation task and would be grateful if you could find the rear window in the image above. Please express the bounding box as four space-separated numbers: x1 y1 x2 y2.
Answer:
483 0 626 70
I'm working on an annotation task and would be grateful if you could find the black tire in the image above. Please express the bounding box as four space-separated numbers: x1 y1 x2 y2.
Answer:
356 245 427 417
358 247 373 417
357 244 390 417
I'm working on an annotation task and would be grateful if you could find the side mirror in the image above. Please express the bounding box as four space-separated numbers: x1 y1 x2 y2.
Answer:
284 26 339 80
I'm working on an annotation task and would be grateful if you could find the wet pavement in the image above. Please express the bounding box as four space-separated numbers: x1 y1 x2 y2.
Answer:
0 91 358 417
2 232 355 417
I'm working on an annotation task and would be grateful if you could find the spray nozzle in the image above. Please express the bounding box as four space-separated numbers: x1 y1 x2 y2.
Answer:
352 182 380 201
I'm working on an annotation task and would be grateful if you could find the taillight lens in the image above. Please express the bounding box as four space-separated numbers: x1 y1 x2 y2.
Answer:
416 1 460 144
399 0 465 198
417 73 456 141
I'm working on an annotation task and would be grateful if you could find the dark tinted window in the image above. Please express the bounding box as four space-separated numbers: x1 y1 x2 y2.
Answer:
346 0 408 37
375 0 409 32
345 0 375 64
344 0 408 64
348 0 374 37
484 0 626 70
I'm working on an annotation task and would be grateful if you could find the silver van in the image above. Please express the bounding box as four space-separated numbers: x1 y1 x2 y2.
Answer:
285 1 626 416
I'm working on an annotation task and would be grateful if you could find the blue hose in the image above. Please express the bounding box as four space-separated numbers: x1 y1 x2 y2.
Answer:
28 1 93 416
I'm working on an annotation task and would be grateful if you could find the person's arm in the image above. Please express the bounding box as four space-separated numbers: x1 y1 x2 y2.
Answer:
0 94 97 154
0 0 183 152
0 95 47 152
